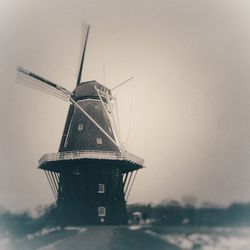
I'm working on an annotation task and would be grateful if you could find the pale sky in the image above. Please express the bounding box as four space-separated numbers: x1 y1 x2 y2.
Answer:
0 0 250 211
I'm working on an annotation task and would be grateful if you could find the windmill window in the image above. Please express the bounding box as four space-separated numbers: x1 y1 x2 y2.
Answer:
98 207 106 217
78 123 84 131
74 169 80 175
96 137 102 144
93 103 99 109
98 184 105 193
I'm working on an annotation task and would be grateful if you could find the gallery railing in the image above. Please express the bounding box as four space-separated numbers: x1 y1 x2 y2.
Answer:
39 150 144 167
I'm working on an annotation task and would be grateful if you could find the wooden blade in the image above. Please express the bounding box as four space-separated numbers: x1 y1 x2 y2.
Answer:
16 67 72 101
76 25 90 86
110 76 134 91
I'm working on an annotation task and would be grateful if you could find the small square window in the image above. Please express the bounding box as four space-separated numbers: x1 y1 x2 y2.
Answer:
93 103 99 109
74 169 80 175
78 123 83 131
98 184 105 193
96 137 102 144
98 207 106 217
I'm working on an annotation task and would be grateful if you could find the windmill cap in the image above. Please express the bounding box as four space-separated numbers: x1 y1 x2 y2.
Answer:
73 80 111 100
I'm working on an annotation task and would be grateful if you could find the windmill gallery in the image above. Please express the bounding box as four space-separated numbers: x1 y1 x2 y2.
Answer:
16 26 144 225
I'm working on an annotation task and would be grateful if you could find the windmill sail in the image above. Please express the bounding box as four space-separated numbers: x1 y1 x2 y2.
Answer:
76 25 90 86
16 67 71 101
59 104 74 151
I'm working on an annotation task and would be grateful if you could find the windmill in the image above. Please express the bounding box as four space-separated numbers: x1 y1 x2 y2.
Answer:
16 25 144 225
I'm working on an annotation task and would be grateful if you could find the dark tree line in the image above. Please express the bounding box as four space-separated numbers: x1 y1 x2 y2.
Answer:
0 201 250 239
0 204 57 238
127 202 250 226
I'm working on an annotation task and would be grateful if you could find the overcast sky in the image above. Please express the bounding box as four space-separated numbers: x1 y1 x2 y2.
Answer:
0 0 250 211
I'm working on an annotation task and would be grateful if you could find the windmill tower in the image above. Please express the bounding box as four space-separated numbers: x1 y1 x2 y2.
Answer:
16 26 144 225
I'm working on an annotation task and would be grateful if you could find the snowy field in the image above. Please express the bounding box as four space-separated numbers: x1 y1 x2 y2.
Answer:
144 226 250 250
0 226 250 250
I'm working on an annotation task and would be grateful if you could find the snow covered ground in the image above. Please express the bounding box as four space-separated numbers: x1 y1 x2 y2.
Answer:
145 227 250 250
1 226 250 250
